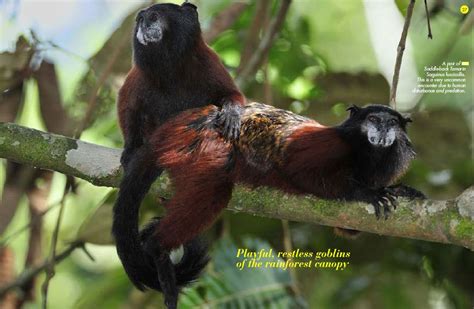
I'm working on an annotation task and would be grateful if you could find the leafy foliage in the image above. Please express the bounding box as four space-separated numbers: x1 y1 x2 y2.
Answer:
180 237 306 309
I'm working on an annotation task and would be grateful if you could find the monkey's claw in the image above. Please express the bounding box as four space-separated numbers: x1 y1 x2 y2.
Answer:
217 102 242 141
372 188 398 220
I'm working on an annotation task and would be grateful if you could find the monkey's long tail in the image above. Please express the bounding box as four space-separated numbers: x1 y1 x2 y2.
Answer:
112 147 209 291
140 218 210 290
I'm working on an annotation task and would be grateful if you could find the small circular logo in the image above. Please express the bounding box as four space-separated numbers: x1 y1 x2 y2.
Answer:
460 4 469 14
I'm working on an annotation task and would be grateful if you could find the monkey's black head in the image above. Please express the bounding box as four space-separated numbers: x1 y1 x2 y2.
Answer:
340 104 412 149
133 2 200 71
339 104 416 188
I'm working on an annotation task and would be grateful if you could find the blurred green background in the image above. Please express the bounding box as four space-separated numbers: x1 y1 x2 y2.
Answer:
0 0 473 308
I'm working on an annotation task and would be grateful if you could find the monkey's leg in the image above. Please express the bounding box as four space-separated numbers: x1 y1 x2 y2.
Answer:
159 181 233 249
144 175 233 309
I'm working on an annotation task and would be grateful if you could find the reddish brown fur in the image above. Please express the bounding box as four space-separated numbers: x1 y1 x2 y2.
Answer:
282 126 352 198
117 66 141 137
117 41 245 142
150 106 352 250
152 106 233 248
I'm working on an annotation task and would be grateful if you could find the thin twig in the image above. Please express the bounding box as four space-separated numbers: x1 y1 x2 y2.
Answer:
237 0 272 75
41 184 70 309
424 0 433 39
235 0 292 89
20 183 52 305
0 242 83 298
390 0 416 108
0 202 60 247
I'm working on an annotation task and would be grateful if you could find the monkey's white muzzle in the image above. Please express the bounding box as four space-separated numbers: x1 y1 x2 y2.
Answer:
136 21 163 45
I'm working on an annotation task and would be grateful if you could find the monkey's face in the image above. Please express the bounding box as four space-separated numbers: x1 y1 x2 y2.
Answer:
361 112 403 148
134 2 199 47
345 105 412 148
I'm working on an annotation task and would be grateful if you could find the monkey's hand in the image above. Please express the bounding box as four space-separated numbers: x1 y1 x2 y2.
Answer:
386 184 426 200
370 188 398 220
216 101 242 141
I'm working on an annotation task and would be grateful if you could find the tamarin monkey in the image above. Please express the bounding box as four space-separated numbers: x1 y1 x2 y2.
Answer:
142 103 425 304
112 3 245 308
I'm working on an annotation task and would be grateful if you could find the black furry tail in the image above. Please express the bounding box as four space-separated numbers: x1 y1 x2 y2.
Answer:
112 147 209 294
140 218 210 289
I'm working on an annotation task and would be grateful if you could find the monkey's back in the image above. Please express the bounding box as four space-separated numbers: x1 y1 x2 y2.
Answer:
237 103 320 171
154 102 324 174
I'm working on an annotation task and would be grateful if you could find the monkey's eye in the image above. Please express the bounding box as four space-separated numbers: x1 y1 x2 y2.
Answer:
149 12 159 23
368 115 379 123
388 118 398 126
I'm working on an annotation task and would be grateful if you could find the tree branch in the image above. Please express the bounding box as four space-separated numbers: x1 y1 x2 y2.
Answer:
0 122 473 251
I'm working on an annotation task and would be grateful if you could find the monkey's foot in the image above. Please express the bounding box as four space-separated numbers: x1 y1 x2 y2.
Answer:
371 188 398 220
387 184 426 200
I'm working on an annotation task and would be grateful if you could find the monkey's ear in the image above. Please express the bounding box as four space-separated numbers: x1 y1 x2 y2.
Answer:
346 104 360 117
401 113 412 125
182 1 197 10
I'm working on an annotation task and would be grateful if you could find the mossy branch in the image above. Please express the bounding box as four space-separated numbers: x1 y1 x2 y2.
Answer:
0 122 473 251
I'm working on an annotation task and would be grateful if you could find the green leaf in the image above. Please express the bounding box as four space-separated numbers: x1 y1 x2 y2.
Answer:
422 256 434 280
